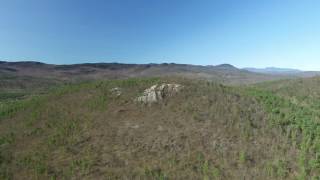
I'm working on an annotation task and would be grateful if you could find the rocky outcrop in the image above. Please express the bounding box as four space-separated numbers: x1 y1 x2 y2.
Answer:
136 83 183 104
110 87 122 97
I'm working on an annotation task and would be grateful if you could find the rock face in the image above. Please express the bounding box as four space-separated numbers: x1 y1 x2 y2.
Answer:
110 87 122 97
136 83 183 104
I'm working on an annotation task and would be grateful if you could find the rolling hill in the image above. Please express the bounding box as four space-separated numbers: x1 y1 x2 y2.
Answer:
0 77 291 179
1 61 320 179
0 61 291 85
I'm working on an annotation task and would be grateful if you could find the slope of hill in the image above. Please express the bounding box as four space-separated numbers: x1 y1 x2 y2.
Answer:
244 77 320 179
2 61 320 179
2 76 320 179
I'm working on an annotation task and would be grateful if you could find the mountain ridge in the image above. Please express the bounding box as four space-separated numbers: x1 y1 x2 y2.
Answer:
0 61 288 85
2 60 320 85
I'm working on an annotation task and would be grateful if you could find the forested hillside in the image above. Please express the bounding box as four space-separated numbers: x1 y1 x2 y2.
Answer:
1 76 320 179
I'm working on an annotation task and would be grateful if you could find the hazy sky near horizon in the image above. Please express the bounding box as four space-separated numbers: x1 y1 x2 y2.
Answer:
0 0 320 70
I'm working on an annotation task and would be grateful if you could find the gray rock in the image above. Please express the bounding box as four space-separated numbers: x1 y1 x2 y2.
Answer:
136 83 183 104
110 87 122 97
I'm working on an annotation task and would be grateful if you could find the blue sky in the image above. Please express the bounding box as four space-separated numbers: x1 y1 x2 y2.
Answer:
0 0 319 70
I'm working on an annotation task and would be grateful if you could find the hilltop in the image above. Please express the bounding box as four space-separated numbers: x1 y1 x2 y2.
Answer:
1 61 320 179
0 77 290 179
1 75 320 179
1 61 293 102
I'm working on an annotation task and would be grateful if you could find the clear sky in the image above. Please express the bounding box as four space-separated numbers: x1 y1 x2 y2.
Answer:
0 0 319 70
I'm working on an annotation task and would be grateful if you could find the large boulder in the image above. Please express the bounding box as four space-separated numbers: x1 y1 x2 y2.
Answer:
136 83 183 104
110 87 122 97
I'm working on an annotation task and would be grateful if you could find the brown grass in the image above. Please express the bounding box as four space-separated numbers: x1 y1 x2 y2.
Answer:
0 77 301 179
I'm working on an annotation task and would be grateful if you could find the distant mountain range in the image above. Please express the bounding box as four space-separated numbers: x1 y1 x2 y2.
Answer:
1 61 320 85
243 67 302 74
243 67 320 77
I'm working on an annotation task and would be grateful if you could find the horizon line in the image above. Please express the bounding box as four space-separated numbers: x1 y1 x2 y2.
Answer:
1 59 319 72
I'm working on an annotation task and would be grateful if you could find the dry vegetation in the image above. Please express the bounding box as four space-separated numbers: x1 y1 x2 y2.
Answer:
1 61 320 180
2 75 320 179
